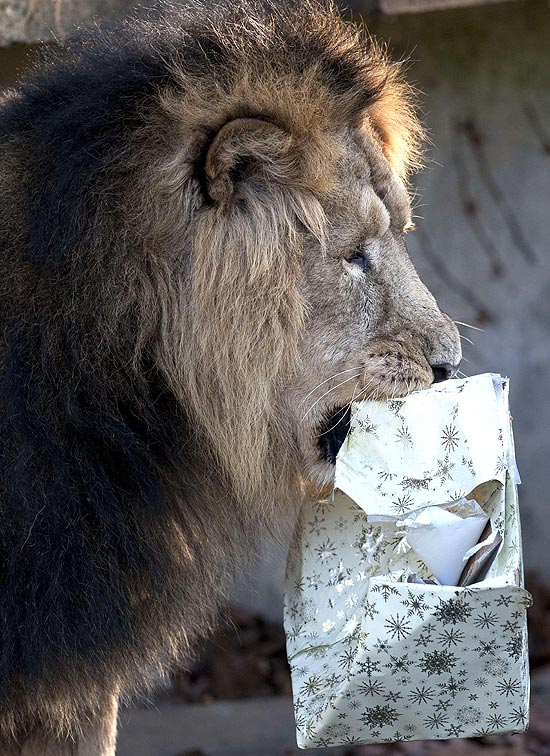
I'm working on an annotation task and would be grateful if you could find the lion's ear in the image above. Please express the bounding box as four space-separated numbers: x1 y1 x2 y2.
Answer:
204 118 296 205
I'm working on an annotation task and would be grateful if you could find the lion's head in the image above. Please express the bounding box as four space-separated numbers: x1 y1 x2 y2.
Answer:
286 125 461 486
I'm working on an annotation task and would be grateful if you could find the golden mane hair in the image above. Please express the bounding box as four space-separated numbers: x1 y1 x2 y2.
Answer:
0 0 423 742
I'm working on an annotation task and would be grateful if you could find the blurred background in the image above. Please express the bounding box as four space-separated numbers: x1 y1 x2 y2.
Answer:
1 0 549 754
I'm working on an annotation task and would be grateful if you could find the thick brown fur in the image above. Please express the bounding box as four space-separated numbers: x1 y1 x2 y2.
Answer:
0 0 460 750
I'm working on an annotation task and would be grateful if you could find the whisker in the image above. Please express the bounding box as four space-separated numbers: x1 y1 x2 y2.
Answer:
299 366 364 407
454 320 485 333
352 363 385 403
319 381 360 438
349 380 361 409
459 334 474 345
302 373 362 422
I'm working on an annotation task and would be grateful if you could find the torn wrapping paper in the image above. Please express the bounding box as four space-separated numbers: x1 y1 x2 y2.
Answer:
284 374 531 748
397 497 489 586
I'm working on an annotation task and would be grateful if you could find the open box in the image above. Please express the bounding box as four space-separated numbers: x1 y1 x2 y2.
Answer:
284 374 531 748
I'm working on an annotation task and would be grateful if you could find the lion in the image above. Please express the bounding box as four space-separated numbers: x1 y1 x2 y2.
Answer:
0 0 461 753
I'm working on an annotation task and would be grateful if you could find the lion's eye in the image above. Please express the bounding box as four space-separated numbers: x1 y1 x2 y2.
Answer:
345 249 371 273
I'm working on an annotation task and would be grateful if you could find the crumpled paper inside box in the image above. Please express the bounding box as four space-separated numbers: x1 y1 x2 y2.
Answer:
284 374 531 748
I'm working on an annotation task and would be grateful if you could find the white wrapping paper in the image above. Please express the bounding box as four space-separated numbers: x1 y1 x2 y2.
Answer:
284 374 531 748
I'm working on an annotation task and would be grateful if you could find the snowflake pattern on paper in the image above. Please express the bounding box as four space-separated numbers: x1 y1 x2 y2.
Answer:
285 375 530 749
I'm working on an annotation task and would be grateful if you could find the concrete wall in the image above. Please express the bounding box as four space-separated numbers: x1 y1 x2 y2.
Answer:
1 0 548 620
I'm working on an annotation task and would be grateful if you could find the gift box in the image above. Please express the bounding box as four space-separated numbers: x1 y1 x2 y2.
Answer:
284 374 531 748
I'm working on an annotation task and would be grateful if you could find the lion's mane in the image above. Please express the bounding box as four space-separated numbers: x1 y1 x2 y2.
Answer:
0 0 421 738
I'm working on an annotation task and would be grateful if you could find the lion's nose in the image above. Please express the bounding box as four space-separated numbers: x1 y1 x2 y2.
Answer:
431 362 459 383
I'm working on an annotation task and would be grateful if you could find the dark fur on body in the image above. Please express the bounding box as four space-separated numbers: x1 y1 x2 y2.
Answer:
0 0 431 743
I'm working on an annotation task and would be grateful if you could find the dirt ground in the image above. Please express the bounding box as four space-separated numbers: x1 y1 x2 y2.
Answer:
159 572 550 756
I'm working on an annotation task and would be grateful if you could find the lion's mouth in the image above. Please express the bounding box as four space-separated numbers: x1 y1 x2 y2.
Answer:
317 405 352 464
